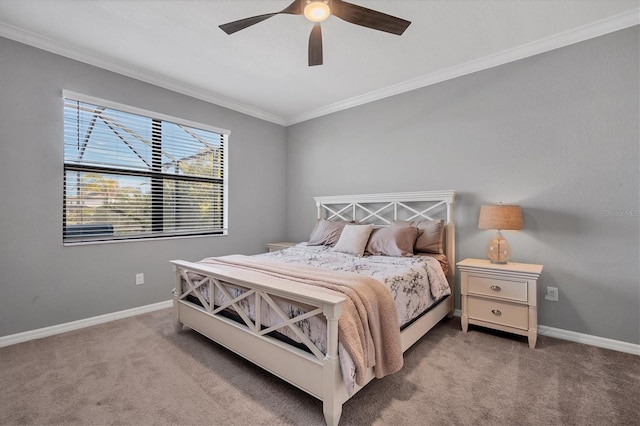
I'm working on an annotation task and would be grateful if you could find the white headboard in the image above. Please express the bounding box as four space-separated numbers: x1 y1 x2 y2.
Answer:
313 190 456 282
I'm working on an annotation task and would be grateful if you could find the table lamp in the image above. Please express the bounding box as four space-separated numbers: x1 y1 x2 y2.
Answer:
478 204 523 264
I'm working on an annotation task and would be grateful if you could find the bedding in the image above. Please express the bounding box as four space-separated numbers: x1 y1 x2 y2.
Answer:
308 218 350 246
332 224 374 256
393 219 445 254
365 225 420 257
182 243 450 394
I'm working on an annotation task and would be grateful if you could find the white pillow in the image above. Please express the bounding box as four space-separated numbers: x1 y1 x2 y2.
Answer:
333 224 374 256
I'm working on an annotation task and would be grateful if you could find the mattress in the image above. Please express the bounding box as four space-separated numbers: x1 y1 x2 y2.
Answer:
183 243 450 394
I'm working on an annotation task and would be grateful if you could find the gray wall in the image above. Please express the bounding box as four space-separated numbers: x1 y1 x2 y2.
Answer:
2 27 639 346
0 37 287 336
285 27 639 345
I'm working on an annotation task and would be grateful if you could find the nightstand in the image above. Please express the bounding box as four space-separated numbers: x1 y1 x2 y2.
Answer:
266 242 296 252
457 258 543 348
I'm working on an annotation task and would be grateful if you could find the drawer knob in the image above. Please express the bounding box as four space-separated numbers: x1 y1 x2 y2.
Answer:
490 285 501 292
491 309 502 316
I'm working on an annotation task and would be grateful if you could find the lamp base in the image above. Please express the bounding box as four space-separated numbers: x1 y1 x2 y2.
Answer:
486 231 512 264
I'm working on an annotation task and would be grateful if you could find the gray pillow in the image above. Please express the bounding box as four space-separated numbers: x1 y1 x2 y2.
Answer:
365 226 419 257
392 219 444 254
333 224 374 256
308 219 350 246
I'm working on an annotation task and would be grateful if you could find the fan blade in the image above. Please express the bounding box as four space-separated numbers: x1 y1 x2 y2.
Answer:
308 24 323 66
219 0 302 35
219 13 278 35
331 0 411 35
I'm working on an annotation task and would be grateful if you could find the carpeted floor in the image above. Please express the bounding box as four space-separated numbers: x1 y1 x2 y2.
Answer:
1 309 638 425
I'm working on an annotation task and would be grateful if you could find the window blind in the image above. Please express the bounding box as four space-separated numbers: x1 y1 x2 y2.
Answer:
63 95 228 243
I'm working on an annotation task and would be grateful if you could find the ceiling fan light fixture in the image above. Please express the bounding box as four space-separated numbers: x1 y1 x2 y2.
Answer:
304 1 330 23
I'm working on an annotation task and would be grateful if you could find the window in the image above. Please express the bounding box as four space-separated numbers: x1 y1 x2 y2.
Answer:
63 92 228 244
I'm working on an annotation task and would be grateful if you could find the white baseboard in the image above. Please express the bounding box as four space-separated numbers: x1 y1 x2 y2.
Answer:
2 303 638 356
537 325 639 356
0 300 172 348
452 309 638 356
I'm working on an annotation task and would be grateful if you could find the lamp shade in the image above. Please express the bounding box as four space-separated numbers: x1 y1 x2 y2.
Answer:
478 205 523 230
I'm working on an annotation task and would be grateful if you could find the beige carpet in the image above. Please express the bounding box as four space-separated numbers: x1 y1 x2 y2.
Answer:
1 309 638 425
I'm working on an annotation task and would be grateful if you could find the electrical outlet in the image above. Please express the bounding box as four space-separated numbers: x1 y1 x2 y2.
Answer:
135 273 144 285
545 286 558 302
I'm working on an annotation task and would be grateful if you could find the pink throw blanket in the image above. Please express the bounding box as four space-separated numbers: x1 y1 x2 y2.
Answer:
198 255 404 385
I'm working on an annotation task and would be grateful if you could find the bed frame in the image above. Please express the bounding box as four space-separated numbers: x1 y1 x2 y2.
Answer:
171 190 456 425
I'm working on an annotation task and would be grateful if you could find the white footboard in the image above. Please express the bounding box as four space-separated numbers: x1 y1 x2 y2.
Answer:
171 259 347 426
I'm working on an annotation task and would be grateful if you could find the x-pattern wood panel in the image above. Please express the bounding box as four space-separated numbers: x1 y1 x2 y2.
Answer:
319 199 448 225
179 269 326 360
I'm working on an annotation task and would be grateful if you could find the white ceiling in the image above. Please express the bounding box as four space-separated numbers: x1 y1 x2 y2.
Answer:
1 1 638 125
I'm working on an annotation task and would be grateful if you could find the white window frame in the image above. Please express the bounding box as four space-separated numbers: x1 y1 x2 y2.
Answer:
62 90 229 245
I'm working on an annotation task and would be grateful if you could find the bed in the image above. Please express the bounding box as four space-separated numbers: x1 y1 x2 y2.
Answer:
171 190 456 425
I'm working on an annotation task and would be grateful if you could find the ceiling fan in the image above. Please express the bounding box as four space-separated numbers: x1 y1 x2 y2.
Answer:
219 0 411 66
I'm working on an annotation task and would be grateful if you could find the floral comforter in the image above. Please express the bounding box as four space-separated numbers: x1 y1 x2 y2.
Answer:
256 244 451 326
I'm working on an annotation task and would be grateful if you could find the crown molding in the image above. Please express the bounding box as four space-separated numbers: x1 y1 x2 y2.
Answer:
2 8 638 128
286 8 640 125
0 23 288 126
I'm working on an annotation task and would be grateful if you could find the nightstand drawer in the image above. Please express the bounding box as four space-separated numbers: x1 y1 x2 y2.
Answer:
467 274 527 302
468 296 528 330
